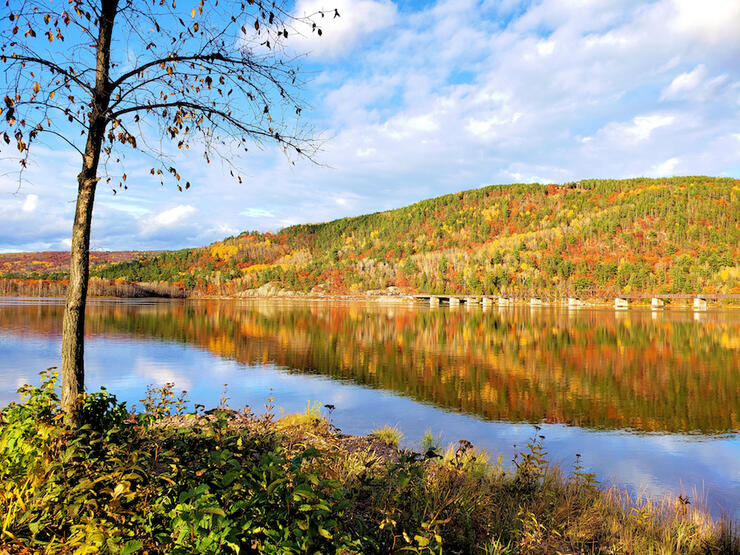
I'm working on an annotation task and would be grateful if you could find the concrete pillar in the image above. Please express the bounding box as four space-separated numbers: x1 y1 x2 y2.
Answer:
614 298 629 309
693 297 707 311
449 297 460 307
429 296 440 307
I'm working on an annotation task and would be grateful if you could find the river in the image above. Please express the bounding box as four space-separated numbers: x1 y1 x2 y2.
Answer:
0 297 738 519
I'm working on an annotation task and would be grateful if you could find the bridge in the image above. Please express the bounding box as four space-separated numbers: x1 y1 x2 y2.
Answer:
410 293 740 308
614 294 740 300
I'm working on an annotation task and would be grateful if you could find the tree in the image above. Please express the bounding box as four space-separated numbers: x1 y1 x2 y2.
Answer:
1 0 332 412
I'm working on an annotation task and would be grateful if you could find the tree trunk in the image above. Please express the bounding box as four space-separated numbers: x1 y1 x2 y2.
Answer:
60 0 119 412
61 174 97 410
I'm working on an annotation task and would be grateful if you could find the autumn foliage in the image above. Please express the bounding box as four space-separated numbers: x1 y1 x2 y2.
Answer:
4 176 740 298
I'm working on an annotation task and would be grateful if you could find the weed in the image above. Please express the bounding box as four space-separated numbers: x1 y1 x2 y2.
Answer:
276 401 329 434
420 427 443 458
370 425 403 447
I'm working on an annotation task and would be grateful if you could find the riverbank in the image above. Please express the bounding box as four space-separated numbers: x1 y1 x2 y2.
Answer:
1 374 736 554
2 278 739 311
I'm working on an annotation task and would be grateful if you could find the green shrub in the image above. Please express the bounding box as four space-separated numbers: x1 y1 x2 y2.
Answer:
1 371 736 554
0 371 365 553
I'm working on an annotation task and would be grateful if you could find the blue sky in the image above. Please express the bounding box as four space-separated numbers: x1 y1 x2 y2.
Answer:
1 0 739 252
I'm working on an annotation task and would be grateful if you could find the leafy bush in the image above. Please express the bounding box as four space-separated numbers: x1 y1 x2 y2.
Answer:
1 371 736 554
0 371 365 553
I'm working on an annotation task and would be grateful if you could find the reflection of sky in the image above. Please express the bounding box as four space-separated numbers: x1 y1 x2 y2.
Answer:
1 326 738 521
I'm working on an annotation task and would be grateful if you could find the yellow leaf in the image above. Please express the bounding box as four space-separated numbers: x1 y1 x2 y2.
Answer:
113 483 125 499
32 82 40 94
191 7 196 17
49 91 55 99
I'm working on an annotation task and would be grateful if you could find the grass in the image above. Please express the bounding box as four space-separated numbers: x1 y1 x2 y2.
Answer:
275 401 330 435
0 370 737 554
370 425 403 447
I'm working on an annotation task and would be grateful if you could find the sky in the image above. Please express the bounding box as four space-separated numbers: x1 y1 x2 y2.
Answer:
1 0 739 253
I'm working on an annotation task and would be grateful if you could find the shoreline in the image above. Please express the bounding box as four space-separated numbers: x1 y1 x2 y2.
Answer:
2 291 739 310
1 376 737 552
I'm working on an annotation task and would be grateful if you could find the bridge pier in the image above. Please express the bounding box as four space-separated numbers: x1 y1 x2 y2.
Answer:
410 293 733 309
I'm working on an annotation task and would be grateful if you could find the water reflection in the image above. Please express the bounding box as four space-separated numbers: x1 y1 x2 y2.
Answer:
2 298 737 433
0 298 738 518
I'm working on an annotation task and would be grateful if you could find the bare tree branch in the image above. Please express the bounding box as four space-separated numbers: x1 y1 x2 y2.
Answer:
0 0 332 410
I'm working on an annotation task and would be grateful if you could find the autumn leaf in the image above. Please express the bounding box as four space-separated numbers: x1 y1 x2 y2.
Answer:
32 82 40 94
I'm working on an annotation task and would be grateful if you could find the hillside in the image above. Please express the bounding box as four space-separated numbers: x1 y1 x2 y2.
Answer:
4 177 740 297
0 250 154 279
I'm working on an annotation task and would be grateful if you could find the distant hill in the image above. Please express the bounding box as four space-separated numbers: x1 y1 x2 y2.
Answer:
3 177 740 297
0 251 154 279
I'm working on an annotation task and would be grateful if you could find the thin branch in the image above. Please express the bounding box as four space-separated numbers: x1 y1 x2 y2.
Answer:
109 52 228 90
8 55 94 96
108 100 307 157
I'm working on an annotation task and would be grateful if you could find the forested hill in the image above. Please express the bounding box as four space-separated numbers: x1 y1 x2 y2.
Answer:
0 251 152 279
6 176 740 297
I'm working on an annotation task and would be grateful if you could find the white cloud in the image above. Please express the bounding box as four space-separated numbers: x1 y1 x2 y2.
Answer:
537 40 555 56
649 157 680 177
598 114 676 144
152 205 196 227
21 194 38 213
383 113 439 139
140 205 196 236
671 0 740 47
661 65 707 100
215 224 240 237
356 147 376 157
660 65 733 103
103 201 150 218
291 0 397 58
466 111 522 138
629 115 676 141
241 208 275 218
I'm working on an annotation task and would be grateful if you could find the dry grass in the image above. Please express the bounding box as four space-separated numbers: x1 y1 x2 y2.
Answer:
162 409 737 553
370 425 403 447
260 414 738 553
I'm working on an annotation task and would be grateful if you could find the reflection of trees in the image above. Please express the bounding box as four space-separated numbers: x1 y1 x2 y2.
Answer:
1 301 738 433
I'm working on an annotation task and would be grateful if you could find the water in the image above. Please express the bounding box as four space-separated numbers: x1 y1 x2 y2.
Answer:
0 297 738 519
